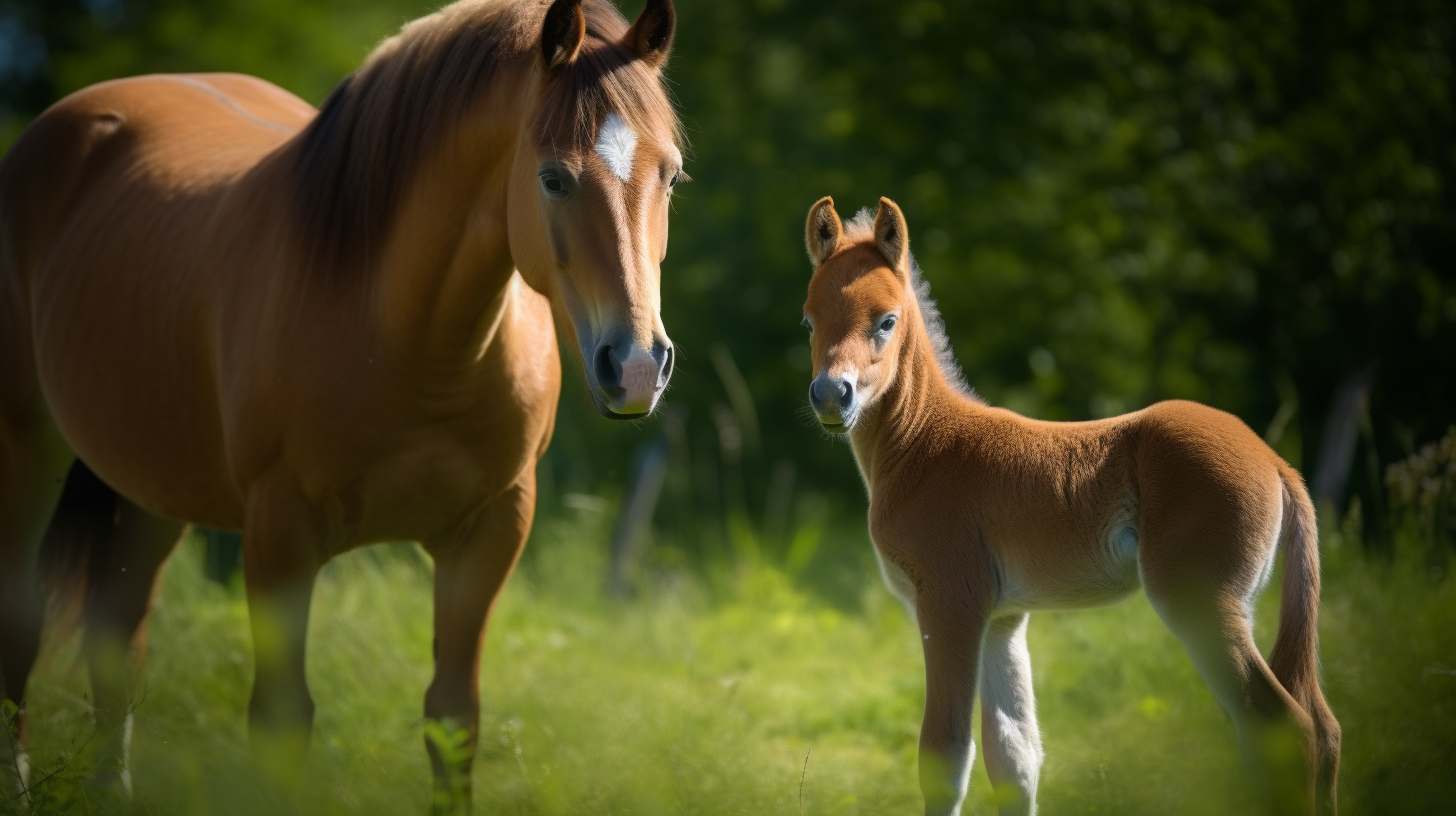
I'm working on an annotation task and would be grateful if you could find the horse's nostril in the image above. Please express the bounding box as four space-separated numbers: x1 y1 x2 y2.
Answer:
658 345 674 388
594 343 619 388
809 379 824 410
837 379 853 403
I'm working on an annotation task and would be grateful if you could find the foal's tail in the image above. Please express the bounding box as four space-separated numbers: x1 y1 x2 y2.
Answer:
38 461 119 630
1269 466 1341 813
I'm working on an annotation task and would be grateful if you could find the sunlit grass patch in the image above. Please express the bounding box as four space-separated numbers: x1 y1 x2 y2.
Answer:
7 515 1454 815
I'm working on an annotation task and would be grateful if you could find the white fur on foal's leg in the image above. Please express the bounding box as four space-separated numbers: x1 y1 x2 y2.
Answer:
980 614 1044 816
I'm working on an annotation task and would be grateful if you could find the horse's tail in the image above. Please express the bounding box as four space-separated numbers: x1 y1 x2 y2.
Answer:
1269 465 1341 813
38 461 119 631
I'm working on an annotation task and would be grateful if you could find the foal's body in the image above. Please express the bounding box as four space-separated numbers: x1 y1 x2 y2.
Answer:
801 198 1339 816
1 0 682 808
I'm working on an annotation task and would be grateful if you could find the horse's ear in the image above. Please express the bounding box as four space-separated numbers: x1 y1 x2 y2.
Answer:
873 197 910 274
806 197 844 268
623 0 675 68
541 0 586 70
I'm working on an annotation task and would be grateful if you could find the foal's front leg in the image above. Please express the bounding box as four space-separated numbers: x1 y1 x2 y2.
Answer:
917 587 992 816
979 613 1043 816
424 478 535 815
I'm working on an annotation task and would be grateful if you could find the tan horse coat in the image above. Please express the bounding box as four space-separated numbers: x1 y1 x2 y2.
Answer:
0 0 681 809
801 197 1340 816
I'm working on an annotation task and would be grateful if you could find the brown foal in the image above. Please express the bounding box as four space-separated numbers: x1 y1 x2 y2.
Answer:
799 196 1340 816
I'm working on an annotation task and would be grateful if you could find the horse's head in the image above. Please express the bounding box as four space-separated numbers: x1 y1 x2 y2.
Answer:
509 0 681 419
801 197 918 434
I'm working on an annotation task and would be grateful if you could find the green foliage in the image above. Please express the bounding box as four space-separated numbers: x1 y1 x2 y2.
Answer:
1386 425 1456 555
2 0 1451 552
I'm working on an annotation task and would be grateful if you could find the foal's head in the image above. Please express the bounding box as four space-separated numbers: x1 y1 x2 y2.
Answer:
510 0 682 419
801 197 920 433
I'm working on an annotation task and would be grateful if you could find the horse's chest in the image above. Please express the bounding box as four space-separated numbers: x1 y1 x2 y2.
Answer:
327 427 539 547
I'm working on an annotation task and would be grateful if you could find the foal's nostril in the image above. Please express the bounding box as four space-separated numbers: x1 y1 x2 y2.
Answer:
837 379 853 405
594 343 621 390
809 379 824 411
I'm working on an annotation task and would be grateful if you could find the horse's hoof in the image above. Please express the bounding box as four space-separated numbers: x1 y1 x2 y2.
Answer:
88 764 134 799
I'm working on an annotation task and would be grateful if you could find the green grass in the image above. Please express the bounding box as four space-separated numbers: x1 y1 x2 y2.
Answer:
6 511 1454 815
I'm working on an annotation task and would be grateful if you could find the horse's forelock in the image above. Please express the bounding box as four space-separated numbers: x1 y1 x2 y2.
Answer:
291 0 678 279
531 6 681 155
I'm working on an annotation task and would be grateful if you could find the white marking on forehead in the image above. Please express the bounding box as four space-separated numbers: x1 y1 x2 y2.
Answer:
594 113 638 182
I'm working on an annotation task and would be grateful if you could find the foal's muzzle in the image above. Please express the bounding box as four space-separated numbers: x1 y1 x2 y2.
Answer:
809 371 856 433
591 334 673 419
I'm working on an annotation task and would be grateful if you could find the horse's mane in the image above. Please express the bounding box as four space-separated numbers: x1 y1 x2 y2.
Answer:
291 0 678 277
843 209 978 399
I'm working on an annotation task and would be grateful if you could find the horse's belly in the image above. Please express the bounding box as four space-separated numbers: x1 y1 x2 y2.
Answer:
32 272 241 527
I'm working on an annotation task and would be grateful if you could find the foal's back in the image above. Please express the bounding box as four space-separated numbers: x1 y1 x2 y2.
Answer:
879 396 1289 613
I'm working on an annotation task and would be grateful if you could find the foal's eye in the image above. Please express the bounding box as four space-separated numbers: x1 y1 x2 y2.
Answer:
667 170 689 192
801 317 813 333
877 315 898 334
538 169 568 199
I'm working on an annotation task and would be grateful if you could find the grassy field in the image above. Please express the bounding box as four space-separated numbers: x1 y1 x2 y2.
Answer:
6 507 1454 815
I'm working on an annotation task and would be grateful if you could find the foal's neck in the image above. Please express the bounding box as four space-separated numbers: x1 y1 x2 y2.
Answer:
849 305 966 484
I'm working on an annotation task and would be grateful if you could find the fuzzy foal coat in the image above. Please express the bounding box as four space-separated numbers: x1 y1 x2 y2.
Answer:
801 197 1340 816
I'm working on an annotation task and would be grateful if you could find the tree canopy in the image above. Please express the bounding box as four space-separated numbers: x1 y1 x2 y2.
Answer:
2 0 1451 550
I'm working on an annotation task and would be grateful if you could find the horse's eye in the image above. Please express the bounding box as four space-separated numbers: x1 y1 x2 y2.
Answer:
878 315 897 334
539 169 568 198
802 317 813 333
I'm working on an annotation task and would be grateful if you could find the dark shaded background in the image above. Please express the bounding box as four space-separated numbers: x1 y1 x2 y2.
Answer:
2 0 1452 577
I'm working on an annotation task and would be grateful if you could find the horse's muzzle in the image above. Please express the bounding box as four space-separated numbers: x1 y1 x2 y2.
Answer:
592 337 673 419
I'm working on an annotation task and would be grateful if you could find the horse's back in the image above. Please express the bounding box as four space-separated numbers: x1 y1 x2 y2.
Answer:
0 73 316 525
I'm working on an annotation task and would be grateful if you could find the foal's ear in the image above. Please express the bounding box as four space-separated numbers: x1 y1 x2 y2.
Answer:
806 197 844 268
624 0 675 69
541 0 586 70
873 197 910 274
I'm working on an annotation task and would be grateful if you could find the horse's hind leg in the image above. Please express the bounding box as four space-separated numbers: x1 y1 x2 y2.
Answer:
0 424 71 798
81 494 184 794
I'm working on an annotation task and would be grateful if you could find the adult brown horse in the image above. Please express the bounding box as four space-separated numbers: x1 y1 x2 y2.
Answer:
0 0 681 809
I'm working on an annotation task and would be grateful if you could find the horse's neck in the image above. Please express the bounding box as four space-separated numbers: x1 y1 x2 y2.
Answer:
367 102 526 369
850 312 965 484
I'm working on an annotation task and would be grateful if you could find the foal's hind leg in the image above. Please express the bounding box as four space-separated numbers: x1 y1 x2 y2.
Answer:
979 613 1043 816
1155 601 1312 814
81 497 184 794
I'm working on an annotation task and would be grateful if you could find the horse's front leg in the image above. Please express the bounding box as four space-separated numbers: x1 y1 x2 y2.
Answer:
241 487 324 784
424 477 535 815
917 583 993 816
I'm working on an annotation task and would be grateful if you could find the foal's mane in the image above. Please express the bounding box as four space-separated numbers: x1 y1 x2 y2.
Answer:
291 0 678 277
842 209 976 398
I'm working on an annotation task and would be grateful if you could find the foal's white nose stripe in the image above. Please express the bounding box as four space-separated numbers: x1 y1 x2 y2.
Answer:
594 113 637 182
